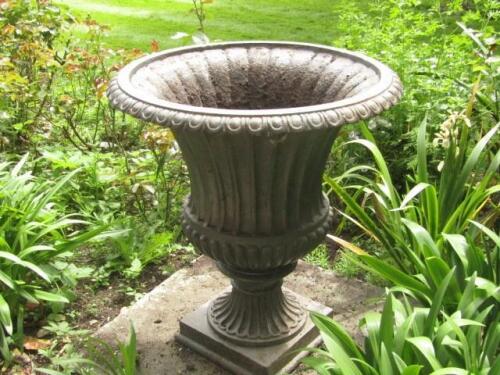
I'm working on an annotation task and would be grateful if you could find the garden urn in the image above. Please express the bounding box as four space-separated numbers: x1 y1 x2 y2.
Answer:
107 41 402 374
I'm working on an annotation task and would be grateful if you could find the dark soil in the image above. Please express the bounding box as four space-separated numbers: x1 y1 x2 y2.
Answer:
71 247 197 331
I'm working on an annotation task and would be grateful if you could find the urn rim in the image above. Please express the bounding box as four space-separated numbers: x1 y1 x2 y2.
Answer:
107 41 403 133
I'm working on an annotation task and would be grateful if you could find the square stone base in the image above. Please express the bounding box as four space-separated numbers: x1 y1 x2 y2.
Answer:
176 288 333 375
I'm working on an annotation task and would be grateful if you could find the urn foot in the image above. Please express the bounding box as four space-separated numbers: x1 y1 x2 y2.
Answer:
208 278 307 347
176 288 333 375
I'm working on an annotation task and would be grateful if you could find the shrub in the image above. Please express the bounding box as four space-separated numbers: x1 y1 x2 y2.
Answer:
326 0 498 181
0 0 69 150
0 155 110 362
305 283 499 375
326 114 499 308
307 68 499 375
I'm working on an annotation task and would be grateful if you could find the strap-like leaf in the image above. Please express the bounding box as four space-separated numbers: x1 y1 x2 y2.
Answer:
402 365 423 375
379 343 394 375
358 254 431 297
32 290 69 303
321 330 364 375
429 368 469 375
424 269 455 336
0 269 15 289
469 220 500 249
407 337 442 371
0 294 13 335
379 295 394 352
399 183 430 210
346 139 398 208
0 251 50 282
301 356 337 375
310 311 365 361
401 220 440 258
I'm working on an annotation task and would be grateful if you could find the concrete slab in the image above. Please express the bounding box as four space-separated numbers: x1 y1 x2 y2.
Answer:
176 288 332 375
96 256 382 375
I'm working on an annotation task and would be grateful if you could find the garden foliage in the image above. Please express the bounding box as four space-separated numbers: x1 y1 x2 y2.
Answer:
305 1 499 371
311 112 499 373
0 0 498 373
0 156 112 362
1 0 188 370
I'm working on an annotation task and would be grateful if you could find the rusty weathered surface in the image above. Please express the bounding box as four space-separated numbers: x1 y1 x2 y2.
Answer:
107 41 401 372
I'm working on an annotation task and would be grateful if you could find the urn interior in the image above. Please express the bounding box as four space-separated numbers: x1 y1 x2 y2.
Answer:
131 46 381 110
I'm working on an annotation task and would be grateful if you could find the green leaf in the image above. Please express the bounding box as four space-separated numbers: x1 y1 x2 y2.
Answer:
310 311 364 360
311 313 362 375
320 325 364 375
402 364 422 375
18 289 38 305
457 22 489 54
398 183 430 210
430 368 468 375
358 254 431 297
469 220 500 249
423 185 439 239
393 353 408 374
84 336 123 373
439 124 499 227
425 257 459 300
32 290 69 304
11 154 29 177
359 122 377 143
25 169 80 222
415 117 440 237
380 343 394 375
443 234 468 270
401 220 440 258
0 294 13 335
361 311 382 364
28 218 89 247
119 322 138 375
444 316 472 370
407 337 442 371
490 355 500 375
394 313 415 354
416 115 428 183
481 317 499 367
54 225 112 254
18 245 55 259
474 277 500 301
347 139 397 207
301 356 336 375
458 274 482 316
327 178 388 247
0 324 12 362
379 294 394 352
424 269 454 337
0 269 15 289
0 251 51 282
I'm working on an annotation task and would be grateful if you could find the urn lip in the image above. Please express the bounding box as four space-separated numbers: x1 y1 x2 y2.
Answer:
108 41 403 134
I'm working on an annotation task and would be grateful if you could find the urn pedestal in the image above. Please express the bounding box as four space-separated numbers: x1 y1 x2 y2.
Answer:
107 42 402 374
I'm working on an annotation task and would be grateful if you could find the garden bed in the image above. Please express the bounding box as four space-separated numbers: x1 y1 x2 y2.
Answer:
1 1 498 374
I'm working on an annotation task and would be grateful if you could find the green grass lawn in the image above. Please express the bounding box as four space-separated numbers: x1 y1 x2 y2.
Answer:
57 0 364 50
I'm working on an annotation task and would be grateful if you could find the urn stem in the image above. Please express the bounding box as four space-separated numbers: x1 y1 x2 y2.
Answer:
208 265 307 347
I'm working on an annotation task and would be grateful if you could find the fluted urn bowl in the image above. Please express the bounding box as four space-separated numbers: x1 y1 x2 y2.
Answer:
108 41 402 371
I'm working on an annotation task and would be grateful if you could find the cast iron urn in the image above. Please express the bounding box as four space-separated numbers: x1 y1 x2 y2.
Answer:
107 42 402 374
